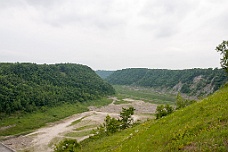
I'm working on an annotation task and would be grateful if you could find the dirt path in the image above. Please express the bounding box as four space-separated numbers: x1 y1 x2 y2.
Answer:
2 98 157 152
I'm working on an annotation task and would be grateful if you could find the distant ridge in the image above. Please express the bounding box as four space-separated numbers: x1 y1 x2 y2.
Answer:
106 68 227 97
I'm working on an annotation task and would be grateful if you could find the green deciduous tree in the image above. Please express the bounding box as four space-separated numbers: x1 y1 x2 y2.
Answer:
104 115 120 135
94 107 135 137
119 106 135 129
216 40 228 74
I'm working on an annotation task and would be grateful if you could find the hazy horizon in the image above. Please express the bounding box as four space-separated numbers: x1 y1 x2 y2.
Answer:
1 0 228 70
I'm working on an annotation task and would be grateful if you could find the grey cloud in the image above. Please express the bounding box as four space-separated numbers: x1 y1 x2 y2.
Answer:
138 0 199 38
43 11 126 30
0 0 227 70
24 0 62 8
27 0 127 30
155 25 178 38
141 0 197 19
0 0 26 10
212 11 228 30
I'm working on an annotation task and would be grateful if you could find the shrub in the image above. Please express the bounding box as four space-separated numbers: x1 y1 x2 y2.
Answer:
54 139 80 152
155 104 174 119
176 93 196 109
96 115 121 136
94 107 135 137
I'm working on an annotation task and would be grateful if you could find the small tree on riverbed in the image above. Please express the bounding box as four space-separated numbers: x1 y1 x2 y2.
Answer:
95 106 135 136
119 106 135 129
104 115 121 135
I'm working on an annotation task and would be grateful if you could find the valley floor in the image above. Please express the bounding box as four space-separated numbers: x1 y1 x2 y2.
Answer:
2 97 156 152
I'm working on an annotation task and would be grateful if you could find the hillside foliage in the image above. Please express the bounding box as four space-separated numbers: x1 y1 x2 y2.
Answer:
74 84 228 152
0 63 115 116
106 68 227 96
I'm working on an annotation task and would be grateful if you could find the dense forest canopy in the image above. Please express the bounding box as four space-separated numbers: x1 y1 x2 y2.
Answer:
106 68 227 96
0 63 115 115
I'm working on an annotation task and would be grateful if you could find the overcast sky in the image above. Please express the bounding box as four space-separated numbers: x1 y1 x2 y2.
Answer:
0 0 228 70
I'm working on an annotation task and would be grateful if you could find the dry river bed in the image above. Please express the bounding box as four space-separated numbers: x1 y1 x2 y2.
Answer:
2 98 157 152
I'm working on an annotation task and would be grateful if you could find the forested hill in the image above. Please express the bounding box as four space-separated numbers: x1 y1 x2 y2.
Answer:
0 63 115 115
106 68 227 96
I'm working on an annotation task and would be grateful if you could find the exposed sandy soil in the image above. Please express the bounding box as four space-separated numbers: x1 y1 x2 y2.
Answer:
2 98 157 152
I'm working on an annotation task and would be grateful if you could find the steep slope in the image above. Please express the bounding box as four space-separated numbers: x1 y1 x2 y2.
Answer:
78 84 228 151
106 68 227 97
0 63 115 115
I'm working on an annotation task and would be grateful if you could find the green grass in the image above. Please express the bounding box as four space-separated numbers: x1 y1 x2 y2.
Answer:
76 84 228 151
69 117 86 127
74 125 97 131
0 97 112 137
114 85 176 105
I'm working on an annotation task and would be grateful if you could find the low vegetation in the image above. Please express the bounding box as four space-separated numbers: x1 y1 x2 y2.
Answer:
74 125 97 131
155 93 196 119
69 83 228 151
175 93 196 109
94 107 135 137
114 85 176 105
54 107 136 151
155 104 174 119
0 98 113 136
54 139 80 152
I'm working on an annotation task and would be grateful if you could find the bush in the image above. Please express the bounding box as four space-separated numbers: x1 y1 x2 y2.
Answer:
96 115 121 136
155 104 174 119
94 107 135 137
176 93 196 110
54 139 80 152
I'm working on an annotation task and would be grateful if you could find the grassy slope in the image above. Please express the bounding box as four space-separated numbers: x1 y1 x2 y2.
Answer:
79 85 228 151
0 98 112 137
